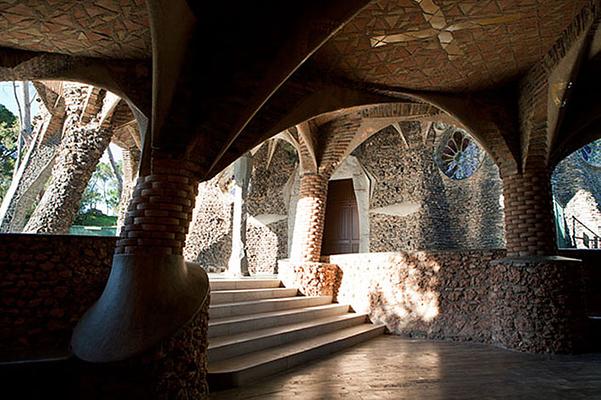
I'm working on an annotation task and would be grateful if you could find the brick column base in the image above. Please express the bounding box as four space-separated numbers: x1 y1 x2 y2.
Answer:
490 256 587 353
278 260 342 300
502 171 556 257
72 154 210 399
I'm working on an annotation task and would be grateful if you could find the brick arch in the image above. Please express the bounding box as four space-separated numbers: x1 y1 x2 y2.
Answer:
290 100 513 182
392 92 520 177
211 86 520 182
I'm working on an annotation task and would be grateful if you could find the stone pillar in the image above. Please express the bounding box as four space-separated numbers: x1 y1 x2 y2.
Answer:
290 173 328 263
228 153 251 276
116 146 140 234
502 169 556 257
72 153 210 399
491 167 587 353
284 173 341 298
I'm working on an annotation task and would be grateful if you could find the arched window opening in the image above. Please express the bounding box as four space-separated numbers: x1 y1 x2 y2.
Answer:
434 126 484 180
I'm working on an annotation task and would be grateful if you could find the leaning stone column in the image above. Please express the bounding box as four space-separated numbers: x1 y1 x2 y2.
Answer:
72 153 210 399
281 173 341 298
116 146 141 234
490 167 586 353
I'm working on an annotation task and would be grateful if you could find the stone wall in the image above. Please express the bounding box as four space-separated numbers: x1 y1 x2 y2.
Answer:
185 142 297 274
490 256 587 353
356 125 505 252
329 250 505 343
0 234 116 358
184 176 232 272
186 123 505 272
246 143 297 272
329 250 596 352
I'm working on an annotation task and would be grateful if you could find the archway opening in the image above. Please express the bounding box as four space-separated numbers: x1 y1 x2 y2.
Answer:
552 138 601 249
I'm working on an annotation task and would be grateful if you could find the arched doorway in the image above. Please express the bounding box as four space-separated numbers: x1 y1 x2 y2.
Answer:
322 179 360 255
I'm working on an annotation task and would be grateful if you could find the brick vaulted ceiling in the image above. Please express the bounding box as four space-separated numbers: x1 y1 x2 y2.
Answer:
0 0 587 87
0 0 151 59
311 0 588 91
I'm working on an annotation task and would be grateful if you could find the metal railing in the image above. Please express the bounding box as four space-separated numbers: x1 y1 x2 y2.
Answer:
572 216 601 249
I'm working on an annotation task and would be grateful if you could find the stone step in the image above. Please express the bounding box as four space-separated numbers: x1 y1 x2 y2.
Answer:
210 287 298 305
208 303 350 338
208 313 370 362
209 279 281 291
209 295 332 319
208 323 386 389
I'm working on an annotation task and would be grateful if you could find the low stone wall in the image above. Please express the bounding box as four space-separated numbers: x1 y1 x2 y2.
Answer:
328 250 593 353
0 234 116 358
328 250 505 343
490 256 586 353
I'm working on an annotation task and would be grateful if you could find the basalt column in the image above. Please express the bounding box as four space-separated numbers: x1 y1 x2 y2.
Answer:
72 154 210 399
490 166 586 353
282 173 340 298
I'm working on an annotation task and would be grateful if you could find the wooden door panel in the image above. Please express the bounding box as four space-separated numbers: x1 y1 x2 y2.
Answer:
322 179 360 255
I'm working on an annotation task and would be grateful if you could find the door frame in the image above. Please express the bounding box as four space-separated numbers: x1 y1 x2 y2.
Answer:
329 155 371 253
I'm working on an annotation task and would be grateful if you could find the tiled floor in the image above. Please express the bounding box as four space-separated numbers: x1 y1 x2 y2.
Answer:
209 335 601 400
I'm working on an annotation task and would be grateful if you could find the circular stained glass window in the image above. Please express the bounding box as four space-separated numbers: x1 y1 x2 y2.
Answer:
579 139 601 167
435 128 484 180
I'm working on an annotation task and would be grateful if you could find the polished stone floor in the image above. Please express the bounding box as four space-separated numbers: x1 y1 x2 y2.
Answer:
209 335 601 400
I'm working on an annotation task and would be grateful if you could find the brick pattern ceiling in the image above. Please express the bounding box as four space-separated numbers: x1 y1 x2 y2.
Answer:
0 0 151 59
312 0 588 91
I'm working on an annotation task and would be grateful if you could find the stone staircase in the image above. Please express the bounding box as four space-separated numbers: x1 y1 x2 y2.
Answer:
207 278 385 388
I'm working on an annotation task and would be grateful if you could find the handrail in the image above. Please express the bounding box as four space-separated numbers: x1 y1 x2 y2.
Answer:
572 216 601 249
572 216 601 238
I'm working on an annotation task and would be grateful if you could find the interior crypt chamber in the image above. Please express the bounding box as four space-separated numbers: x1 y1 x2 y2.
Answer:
0 1 600 399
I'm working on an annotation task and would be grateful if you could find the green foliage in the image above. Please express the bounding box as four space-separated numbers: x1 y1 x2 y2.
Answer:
73 208 117 226
78 159 123 219
0 104 18 201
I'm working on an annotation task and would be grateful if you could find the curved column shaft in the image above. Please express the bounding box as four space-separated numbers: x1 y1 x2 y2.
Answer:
502 169 556 257
290 173 328 263
116 156 199 256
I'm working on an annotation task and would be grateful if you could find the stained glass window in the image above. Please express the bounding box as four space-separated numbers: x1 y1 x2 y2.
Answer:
579 139 601 167
435 128 484 180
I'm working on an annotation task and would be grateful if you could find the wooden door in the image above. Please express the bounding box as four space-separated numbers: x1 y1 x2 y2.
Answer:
322 179 360 255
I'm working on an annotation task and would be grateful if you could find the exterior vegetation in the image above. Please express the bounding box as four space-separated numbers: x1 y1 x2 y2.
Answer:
0 104 18 201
